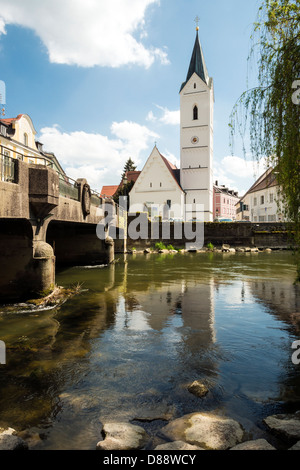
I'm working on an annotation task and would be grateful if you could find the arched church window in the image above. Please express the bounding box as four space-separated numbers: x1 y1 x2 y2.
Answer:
194 83 196 89
193 105 198 120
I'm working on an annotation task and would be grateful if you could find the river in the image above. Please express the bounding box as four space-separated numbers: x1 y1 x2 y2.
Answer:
0 251 299 449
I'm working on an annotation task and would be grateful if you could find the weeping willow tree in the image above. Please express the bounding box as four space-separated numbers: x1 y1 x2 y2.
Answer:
230 0 300 280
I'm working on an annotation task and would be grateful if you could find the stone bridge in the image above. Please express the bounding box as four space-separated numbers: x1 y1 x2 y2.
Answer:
0 156 126 302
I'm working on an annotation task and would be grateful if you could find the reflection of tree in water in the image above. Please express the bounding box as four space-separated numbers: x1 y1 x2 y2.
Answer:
251 280 300 333
249 279 300 409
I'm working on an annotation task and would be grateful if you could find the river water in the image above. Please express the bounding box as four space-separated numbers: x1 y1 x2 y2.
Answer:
0 251 299 449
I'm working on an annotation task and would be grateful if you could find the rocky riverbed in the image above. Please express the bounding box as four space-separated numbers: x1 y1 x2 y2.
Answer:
2 410 300 451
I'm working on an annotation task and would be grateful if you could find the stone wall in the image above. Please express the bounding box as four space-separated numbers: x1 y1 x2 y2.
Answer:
125 215 295 250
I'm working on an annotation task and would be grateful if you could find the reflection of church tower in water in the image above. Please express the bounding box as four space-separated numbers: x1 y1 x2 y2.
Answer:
180 23 214 222
125 277 216 348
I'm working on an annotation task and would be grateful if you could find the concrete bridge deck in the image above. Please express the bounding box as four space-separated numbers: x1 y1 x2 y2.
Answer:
0 155 126 301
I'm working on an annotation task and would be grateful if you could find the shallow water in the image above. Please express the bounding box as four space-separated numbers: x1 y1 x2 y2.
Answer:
0 251 299 449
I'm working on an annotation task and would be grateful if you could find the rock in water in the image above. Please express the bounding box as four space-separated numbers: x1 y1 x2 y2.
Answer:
154 440 204 450
230 439 276 450
263 412 300 442
96 422 149 450
160 412 244 450
0 428 28 450
187 380 209 398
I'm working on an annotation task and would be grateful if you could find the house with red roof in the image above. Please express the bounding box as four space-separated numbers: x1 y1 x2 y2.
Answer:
235 168 286 222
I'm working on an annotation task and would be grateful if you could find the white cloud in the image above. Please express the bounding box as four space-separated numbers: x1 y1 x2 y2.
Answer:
146 105 180 125
0 17 6 35
39 121 158 191
0 0 168 68
214 155 269 196
221 155 268 179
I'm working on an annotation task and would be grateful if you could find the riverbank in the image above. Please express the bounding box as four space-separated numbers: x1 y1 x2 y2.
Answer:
1 409 300 450
127 244 289 255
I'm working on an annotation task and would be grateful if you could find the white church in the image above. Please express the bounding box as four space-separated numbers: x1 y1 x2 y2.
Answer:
129 27 214 222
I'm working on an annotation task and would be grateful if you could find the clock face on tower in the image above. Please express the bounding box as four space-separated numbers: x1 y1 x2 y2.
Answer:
191 136 199 144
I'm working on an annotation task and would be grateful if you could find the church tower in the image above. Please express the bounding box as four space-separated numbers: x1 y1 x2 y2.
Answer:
180 26 214 222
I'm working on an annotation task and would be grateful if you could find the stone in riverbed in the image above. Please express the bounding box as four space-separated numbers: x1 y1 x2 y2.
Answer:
230 439 276 450
96 422 149 450
263 412 300 442
222 244 230 252
289 441 300 450
160 412 244 450
0 428 28 450
154 440 205 450
187 380 209 398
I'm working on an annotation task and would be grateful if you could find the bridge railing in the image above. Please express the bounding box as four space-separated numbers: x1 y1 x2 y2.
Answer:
0 144 127 223
0 153 17 183
0 144 55 168
58 173 80 201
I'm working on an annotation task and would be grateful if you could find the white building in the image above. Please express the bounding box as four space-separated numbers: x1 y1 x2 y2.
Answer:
129 27 214 222
236 168 286 222
179 27 214 222
129 145 185 220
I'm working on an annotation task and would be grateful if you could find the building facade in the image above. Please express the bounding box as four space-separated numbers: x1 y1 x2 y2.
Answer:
0 114 64 182
128 28 214 222
179 28 214 222
129 145 185 220
213 181 239 220
235 168 286 222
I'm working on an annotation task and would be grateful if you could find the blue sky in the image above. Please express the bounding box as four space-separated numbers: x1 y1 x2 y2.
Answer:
0 0 268 195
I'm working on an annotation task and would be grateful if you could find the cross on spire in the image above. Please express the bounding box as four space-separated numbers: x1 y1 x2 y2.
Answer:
194 16 200 30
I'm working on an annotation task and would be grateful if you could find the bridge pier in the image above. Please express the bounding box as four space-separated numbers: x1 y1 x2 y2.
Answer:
0 219 55 301
0 160 122 303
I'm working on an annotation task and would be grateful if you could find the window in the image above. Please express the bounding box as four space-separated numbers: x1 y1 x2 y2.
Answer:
259 215 266 222
268 214 276 221
150 182 152 187
167 200 171 208
260 195 264 205
160 182 162 187
193 105 198 120
254 197 257 206
194 83 196 89
269 193 274 203
193 199 196 204
24 133 28 146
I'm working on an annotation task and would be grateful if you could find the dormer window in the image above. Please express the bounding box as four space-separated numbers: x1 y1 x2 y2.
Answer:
193 105 198 120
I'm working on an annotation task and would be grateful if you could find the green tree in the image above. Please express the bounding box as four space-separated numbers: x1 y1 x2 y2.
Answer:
113 180 135 208
121 157 137 179
113 158 137 208
230 0 300 280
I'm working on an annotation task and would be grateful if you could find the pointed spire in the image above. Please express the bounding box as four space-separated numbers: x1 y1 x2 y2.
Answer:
180 29 209 92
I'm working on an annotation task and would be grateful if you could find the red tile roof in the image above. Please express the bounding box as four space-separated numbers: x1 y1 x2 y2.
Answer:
159 152 182 191
100 185 119 197
125 170 141 183
0 114 23 125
